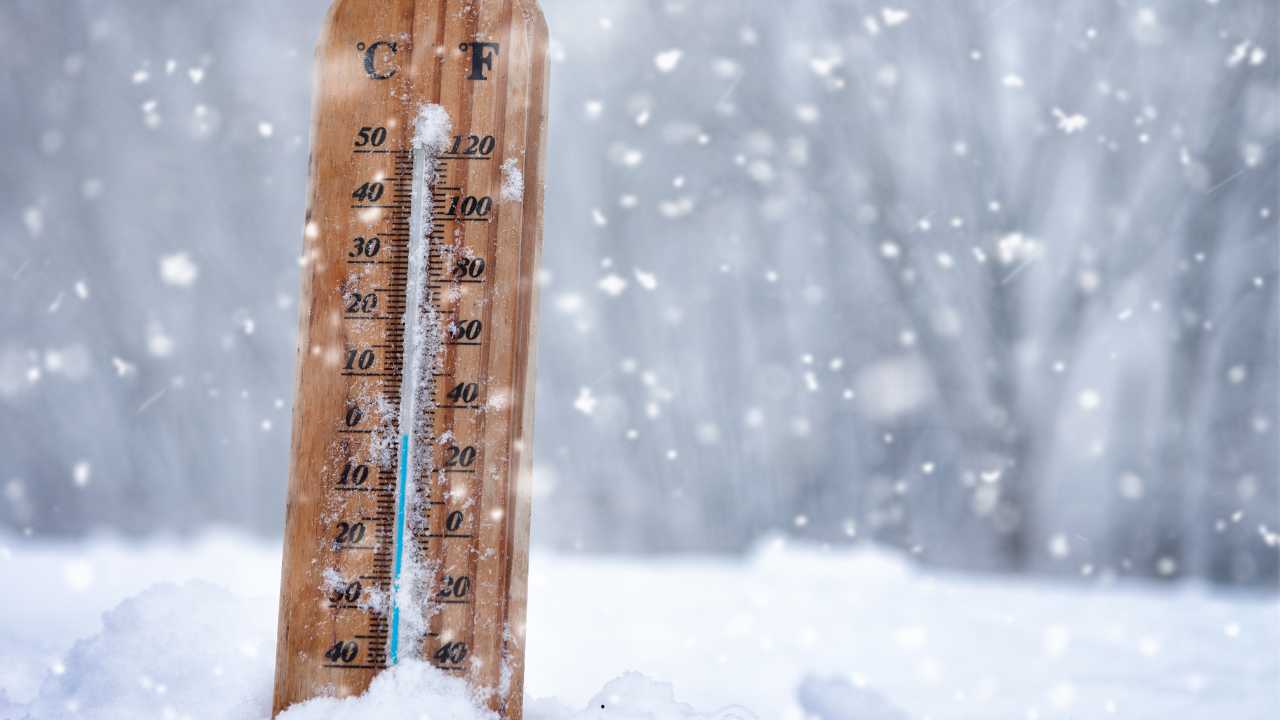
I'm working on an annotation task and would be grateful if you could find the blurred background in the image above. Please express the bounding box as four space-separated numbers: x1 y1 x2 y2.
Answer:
1 0 1276 587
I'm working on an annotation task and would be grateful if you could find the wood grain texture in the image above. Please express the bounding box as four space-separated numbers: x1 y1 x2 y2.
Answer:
273 1 548 716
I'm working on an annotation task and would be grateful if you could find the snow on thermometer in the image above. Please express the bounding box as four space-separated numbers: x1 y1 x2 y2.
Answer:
273 1 548 716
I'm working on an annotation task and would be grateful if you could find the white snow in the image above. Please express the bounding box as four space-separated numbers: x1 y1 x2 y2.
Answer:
158 252 199 287
411 104 452 154
633 269 658 291
853 356 933 420
796 675 909 720
597 274 627 296
653 49 683 73
880 8 910 27
1077 388 1102 411
1051 108 1089 134
657 197 694 219
573 387 597 416
278 662 495 720
1 533 1276 719
71 461 91 488
17 581 274 719
995 231 1039 264
145 323 175 357
1225 41 1267 68
21 207 44 237
110 356 136 378
501 158 525 202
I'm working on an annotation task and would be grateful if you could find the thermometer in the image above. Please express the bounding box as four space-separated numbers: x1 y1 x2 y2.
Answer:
272 1 548 716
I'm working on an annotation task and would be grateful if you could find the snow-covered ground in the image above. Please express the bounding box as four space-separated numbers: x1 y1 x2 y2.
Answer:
2 532 1277 719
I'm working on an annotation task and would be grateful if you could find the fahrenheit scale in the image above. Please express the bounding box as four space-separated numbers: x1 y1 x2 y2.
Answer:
273 1 548 716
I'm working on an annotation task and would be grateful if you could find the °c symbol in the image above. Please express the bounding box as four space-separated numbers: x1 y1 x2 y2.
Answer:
361 40 398 80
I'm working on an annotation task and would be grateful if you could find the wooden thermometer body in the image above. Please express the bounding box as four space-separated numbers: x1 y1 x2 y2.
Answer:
273 1 547 716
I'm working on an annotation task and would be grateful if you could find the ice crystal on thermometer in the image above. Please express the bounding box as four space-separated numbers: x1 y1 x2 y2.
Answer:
500 158 524 201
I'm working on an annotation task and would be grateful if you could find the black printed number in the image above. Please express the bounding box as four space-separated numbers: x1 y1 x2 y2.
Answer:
325 640 359 663
350 236 381 258
445 511 465 532
346 292 378 314
446 195 491 217
352 182 385 202
339 462 369 486
344 349 376 370
446 383 480 403
433 641 468 664
452 257 485 278
448 320 482 341
439 575 471 598
334 522 366 544
329 581 362 604
354 126 388 147
445 445 477 468
448 134 496 156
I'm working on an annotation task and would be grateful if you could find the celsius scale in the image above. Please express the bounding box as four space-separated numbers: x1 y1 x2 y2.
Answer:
272 0 548 716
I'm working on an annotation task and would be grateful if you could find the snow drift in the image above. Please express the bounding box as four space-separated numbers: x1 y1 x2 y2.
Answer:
2 533 1276 719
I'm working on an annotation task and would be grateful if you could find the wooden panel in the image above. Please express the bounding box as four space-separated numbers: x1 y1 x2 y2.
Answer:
273 1 548 716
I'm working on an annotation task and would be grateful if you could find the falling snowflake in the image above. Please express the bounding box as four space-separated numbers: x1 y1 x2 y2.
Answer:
880 7 910 26
159 253 199 287
653 49 683 73
598 274 627 296
573 387 598 416
1078 389 1102 411
1052 108 1089 134
72 462 91 488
